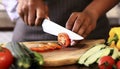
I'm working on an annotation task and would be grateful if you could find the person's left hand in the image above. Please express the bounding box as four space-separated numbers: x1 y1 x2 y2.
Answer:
66 12 98 38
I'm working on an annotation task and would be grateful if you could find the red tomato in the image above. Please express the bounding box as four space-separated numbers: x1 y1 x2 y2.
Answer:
98 56 115 69
0 47 13 69
30 42 62 52
116 60 120 69
58 33 71 47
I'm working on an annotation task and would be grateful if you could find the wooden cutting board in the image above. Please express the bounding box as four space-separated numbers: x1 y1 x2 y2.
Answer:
23 39 105 67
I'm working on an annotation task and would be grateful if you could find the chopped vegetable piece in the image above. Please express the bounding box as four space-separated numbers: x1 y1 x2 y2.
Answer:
58 33 71 47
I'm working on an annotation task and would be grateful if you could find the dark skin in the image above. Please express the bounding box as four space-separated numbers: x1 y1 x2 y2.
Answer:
17 0 48 26
17 0 119 38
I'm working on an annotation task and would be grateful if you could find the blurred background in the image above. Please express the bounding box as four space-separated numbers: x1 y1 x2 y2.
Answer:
0 1 120 42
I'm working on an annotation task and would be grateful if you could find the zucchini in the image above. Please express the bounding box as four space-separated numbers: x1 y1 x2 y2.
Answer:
118 51 120 57
20 43 44 68
6 42 32 69
84 48 109 66
96 47 113 63
78 44 106 64
100 47 112 57
112 47 119 59
6 42 44 69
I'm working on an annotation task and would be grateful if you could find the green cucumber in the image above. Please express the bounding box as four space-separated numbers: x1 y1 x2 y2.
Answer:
78 44 106 64
84 48 108 66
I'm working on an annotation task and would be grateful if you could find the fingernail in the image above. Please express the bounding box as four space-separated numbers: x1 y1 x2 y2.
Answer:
45 16 50 20
70 40 77 46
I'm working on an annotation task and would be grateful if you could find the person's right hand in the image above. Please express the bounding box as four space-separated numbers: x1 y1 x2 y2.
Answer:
17 0 48 26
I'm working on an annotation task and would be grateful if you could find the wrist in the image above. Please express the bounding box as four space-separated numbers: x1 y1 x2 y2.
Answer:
83 9 99 21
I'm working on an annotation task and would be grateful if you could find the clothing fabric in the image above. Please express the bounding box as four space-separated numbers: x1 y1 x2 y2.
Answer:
2 0 19 22
3 0 110 42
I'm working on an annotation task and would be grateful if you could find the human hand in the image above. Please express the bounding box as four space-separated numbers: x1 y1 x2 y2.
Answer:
17 0 48 26
66 12 98 38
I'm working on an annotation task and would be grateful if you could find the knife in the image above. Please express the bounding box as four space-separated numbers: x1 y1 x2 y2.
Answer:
42 19 84 40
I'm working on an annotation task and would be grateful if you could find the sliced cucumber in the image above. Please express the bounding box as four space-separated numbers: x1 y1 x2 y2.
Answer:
97 47 113 63
112 47 119 60
78 44 106 64
118 51 120 57
84 48 109 67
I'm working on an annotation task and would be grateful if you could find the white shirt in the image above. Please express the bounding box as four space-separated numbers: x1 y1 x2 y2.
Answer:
2 0 19 22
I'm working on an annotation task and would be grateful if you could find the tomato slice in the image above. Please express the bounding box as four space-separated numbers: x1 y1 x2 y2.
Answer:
30 42 62 52
58 33 71 47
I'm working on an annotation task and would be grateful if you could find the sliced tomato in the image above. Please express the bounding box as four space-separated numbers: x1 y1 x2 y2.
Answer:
47 42 62 49
30 47 45 52
58 33 71 47
30 42 62 52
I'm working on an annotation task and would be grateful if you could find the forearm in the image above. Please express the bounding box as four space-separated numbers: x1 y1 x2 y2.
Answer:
83 0 119 19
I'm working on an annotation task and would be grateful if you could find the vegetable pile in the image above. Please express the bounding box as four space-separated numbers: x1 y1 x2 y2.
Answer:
78 27 120 69
30 32 71 52
78 44 120 69
1 27 120 69
0 32 71 69
5 42 44 69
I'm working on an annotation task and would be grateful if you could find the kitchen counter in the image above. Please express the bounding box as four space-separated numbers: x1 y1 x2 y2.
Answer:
0 3 15 31
0 9 15 31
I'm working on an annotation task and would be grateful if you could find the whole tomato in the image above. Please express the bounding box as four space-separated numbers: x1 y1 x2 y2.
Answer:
116 60 120 69
98 56 115 69
0 46 13 69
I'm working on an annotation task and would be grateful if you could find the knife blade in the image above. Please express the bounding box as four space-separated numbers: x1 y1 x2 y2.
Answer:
42 19 84 40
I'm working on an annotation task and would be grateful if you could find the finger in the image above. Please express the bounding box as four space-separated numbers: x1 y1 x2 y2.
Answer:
24 13 28 25
35 17 44 26
45 16 50 20
78 18 89 36
22 5 29 25
83 23 96 38
81 18 91 37
28 5 36 26
71 40 79 46
45 5 50 20
35 9 45 26
45 5 49 18
17 4 24 21
66 12 78 30
72 15 85 33
83 25 93 38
